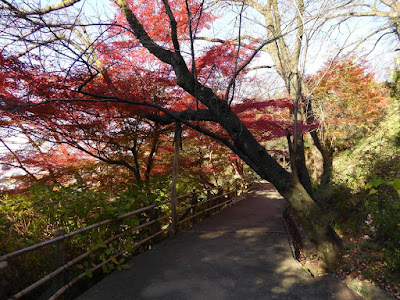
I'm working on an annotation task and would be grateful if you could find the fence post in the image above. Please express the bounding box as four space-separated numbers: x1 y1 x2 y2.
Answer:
191 189 197 219
152 208 161 240
217 186 223 203
54 228 66 298
170 122 181 236
0 261 8 300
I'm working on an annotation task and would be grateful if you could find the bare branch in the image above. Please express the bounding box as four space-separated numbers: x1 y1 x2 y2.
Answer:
226 1 245 105
0 0 81 16
225 36 282 104
0 137 38 181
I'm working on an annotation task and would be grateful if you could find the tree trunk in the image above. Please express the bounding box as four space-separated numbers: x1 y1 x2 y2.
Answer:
191 85 342 272
285 132 341 271
309 130 333 186
211 92 342 272
278 180 342 271
293 134 314 197
211 102 343 272
305 97 334 186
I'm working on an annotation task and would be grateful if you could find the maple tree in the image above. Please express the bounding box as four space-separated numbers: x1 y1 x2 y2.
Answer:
306 55 389 182
0 52 169 187
0 0 343 270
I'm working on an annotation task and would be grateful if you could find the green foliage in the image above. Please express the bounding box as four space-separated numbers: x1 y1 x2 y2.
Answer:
327 96 400 279
364 177 400 270
1 181 116 250
315 182 365 231
386 56 400 99
0 177 171 297
384 248 400 274
366 177 400 196
333 101 400 190
0 170 251 298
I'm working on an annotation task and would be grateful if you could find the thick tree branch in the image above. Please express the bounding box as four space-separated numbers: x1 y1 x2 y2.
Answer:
106 0 291 187
0 0 81 16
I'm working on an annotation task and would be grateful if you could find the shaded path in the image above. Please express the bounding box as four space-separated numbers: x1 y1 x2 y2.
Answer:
77 182 362 300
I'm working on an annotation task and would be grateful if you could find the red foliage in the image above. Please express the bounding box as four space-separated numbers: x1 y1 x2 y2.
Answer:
0 1 320 189
110 0 214 50
232 98 317 141
307 55 389 145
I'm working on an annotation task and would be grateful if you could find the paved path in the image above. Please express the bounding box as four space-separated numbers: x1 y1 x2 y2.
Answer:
77 182 362 300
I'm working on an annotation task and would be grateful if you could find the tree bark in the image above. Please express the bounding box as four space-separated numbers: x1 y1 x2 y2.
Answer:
306 99 333 186
278 180 342 271
309 130 333 186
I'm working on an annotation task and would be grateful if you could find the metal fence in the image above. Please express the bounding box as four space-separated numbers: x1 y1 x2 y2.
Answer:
0 180 253 300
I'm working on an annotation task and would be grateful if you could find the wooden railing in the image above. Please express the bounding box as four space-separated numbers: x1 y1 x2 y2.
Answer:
0 180 254 300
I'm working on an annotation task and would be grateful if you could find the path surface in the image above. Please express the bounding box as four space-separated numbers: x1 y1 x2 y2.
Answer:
77 182 362 300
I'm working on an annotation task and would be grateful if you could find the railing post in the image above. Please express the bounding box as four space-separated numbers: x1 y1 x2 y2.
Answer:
191 189 197 220
54 228 66 299
217 186 223 203
0 261 7 270
0 261 8 300
170 122 181 236
152 208 161 235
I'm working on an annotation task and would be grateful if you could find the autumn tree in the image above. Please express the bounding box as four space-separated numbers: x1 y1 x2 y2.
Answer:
0 0 343 270
307 55 389 181
0 51 177 187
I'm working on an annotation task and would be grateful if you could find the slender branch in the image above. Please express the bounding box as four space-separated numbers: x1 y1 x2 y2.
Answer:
195 35 263 47
9 96 238 158
147 109 217 124
351 24 394 52
226 1 245 105
225 36 282 104
0 137 38 180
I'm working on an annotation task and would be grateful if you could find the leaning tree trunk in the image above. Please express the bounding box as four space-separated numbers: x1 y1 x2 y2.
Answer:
116 0 343 271
277 180 342 271
210 90 343 272
179 81 342 271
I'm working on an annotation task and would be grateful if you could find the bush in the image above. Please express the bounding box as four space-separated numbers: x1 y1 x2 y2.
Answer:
364 177 400 274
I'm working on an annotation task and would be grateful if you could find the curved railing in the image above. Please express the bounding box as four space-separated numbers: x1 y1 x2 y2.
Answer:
0 179 254 300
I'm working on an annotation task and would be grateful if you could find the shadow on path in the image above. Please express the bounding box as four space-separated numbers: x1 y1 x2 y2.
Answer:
77 181 362 300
